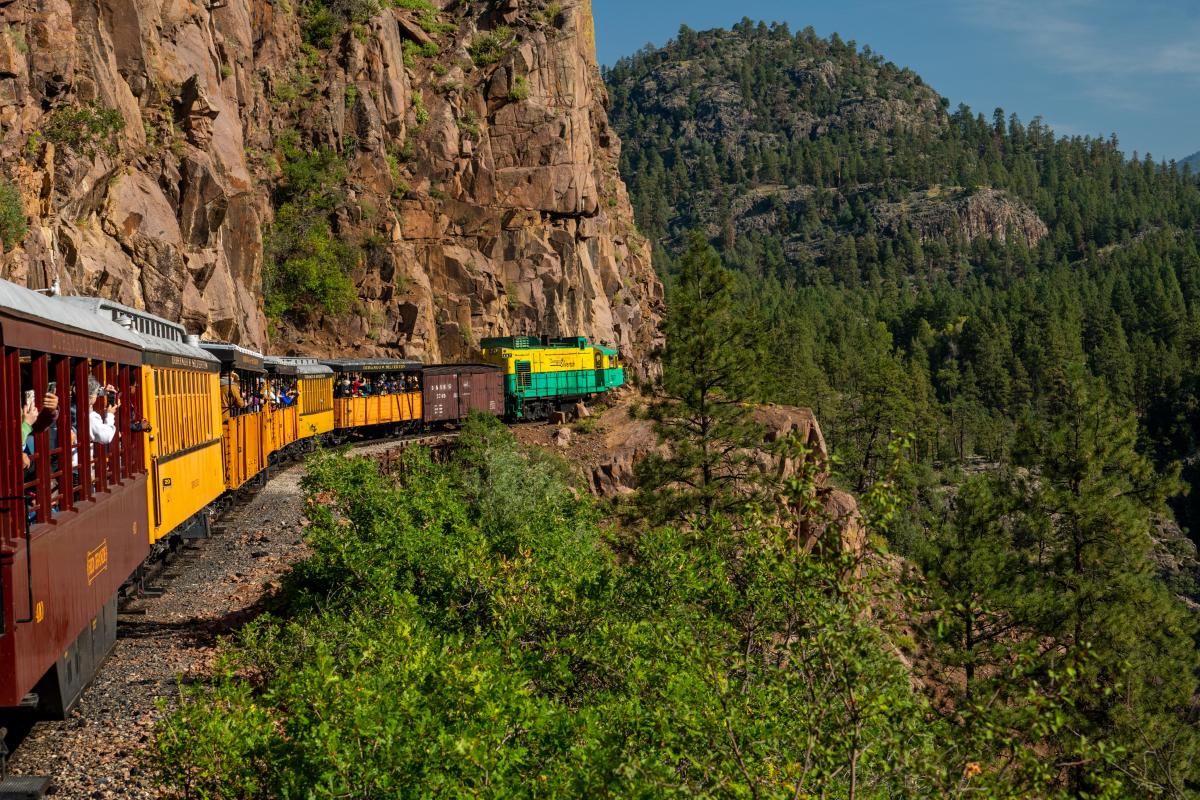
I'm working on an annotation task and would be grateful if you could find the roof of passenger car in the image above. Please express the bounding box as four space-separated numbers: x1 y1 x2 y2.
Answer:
0 280 144 354
56 296 219 371
321 358 424 373
265 356 334 378
201 341 267 372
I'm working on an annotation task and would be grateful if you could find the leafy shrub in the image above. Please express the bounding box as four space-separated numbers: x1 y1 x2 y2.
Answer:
411 91 428 126
299 0 379 48
263 206 357 319
263 132 356 319
457 110 480 139
532 3 562 26
468 25 514 66
0 179 26 251
508 74 530 101
154 421 1007 797
401 39 438 67
41 103 124 158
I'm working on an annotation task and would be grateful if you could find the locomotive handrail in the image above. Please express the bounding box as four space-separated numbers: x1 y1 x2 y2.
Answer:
0 495 35 626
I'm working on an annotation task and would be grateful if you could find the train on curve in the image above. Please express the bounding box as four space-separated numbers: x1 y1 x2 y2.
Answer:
0 278 624 720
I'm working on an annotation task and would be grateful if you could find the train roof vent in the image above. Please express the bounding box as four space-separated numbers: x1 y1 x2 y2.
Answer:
480 335 543 350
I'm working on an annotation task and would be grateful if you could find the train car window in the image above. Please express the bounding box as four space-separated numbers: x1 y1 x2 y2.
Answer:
6 349 138 529
154 367 214 457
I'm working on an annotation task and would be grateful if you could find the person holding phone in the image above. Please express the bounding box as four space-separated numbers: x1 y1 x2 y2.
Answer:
20 388 60 467
87 376 119 445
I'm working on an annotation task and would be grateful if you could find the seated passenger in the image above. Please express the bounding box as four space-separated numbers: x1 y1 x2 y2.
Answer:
221 373 246 415
87 378 119 445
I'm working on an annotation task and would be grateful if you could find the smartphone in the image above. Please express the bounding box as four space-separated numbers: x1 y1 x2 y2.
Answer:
47 381 56 395
23 390 34 408
106 390 117 405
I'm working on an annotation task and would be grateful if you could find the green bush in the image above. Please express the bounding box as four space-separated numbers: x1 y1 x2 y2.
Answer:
263 132 356 319
0 179 26 252
411 91 428 126
41 103 124 158
401 39 438 66
299 0 379 48
153 421 1000 797
468 25 514 66
508 74 530 101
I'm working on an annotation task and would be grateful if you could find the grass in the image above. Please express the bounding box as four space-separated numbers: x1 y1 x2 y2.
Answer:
468 25 514 67
508 74 529 101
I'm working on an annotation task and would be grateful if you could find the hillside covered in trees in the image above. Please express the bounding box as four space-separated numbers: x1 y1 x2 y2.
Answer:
605 20 1200 541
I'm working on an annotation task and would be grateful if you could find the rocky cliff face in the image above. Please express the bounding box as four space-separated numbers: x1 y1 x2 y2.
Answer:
0 0 662 374
874 186 1048 247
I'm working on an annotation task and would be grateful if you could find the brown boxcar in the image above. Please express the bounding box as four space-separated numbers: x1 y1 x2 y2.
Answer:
0 279 149 717
421 364 504 422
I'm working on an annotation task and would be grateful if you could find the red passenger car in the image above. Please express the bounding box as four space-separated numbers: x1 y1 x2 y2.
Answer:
0 280 147 716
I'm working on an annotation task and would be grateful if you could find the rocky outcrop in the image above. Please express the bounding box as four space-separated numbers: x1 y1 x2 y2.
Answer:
573 400 862 553
874 186 1048 247
0 0 662 375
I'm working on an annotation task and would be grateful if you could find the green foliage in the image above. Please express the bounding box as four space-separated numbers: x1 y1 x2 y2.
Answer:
457 110 480 139
41 103 124 158
915 372 1200 793
152 419 968 797
411 90 428 126
634 232 767 525
401 39 438 67
508 74 530 101
0 179 26 252
263 132 356 320
531 3 562 26
468 25 514 66
298 0 379 48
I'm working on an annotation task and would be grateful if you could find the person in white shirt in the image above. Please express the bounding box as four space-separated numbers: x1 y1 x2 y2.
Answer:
87 376 120 445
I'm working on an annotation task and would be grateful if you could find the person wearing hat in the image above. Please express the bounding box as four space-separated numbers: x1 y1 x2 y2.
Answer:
220 372 246 415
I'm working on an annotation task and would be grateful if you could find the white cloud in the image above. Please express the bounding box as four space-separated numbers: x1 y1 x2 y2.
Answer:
958 0 1200 109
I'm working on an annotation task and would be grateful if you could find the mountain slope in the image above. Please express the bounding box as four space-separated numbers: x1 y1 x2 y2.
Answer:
605 20 1051 283
1182 150 1200 172
605 21 1200 537
0 0 663 373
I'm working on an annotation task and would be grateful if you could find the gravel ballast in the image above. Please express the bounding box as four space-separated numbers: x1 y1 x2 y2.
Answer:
7 461 312 798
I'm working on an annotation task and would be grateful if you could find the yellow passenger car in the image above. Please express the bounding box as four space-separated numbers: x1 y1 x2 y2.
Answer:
61 299 226 544
267 357 335 440
324 359 424 432
201 342 270 492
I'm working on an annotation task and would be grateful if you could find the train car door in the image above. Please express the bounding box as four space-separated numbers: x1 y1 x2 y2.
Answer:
458 371 472 418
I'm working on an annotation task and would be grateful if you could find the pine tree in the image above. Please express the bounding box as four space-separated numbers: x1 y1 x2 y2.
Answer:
1012 370 1200 794
634 232 765 526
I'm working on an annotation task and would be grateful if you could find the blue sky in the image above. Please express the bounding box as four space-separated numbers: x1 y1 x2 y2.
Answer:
593 0 1200 162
